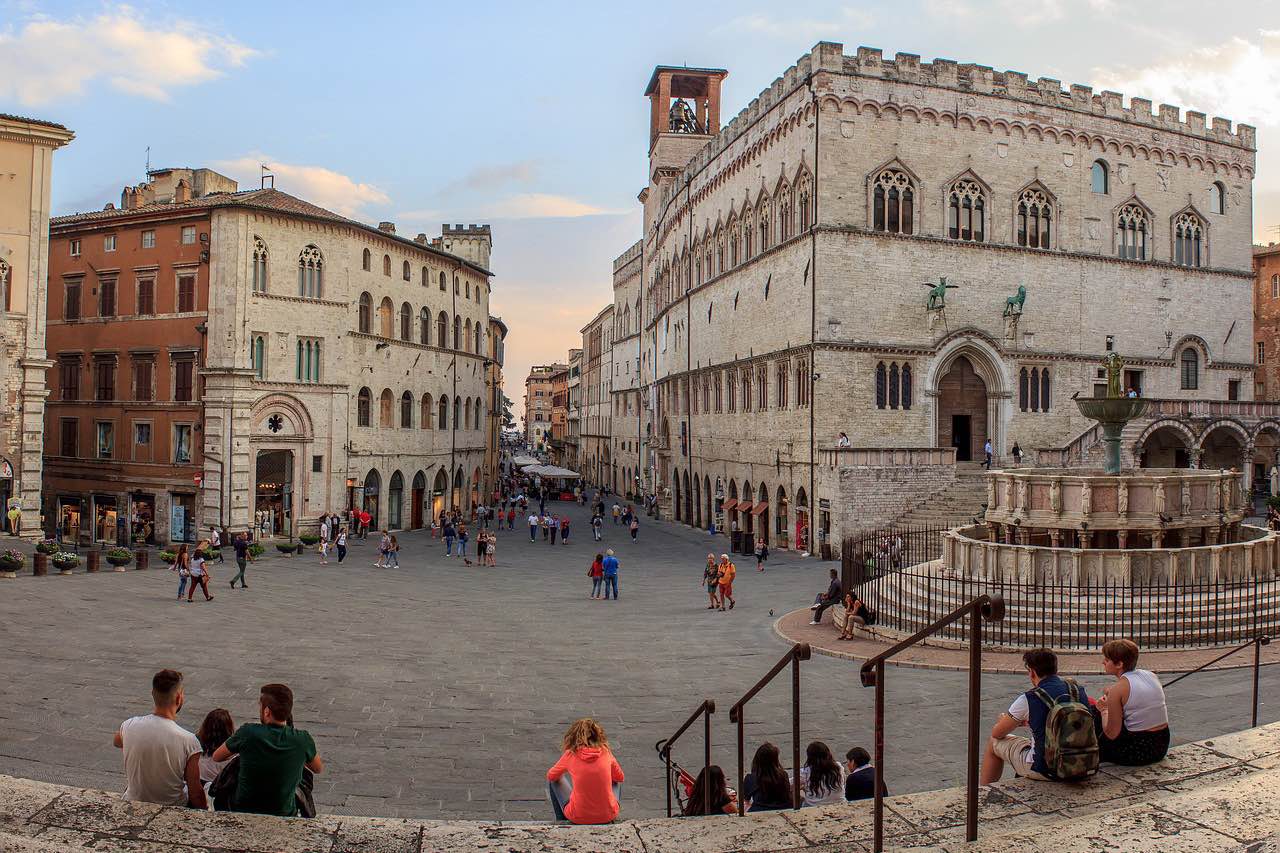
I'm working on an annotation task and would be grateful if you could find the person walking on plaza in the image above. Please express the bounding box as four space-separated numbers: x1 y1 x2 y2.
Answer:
173 544 191 601
612 503 621 525
113 669 206 808
187 546 212 602
588 553 604 599
1011 441 1023 468
458 524 470 561
507 507 516 530
602 549 620 600
591 512 603 542
485 531 497 566
549 515 559 546
209 526 224 563
560 515 570 545
230 533 253 589
755 538 768 572
6 504 19 536
629 516 639 543
703 554 721 610
716 554 736 610
375 530 390 568
385 535 400 568
983 438 993 470
335 526 348 563
444 518 457 556
358 510 371 539
528 511 539 542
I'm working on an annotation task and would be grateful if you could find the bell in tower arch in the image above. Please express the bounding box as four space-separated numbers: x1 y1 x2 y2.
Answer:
668 98 700 134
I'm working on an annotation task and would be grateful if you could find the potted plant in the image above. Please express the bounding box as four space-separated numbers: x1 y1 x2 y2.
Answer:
275 541 296 556
34 538 59 555
105 547 133 568
159 550 177 566
0 549 24 574
299 534 320 546
248 543 265 559
51 552 80 572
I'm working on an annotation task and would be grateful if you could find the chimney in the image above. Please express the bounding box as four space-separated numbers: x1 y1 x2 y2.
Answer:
174 179 192 204
378 221 396 234
103 203 116 210
414 233 429 245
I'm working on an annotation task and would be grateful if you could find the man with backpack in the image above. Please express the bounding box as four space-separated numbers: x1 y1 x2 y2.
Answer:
981 649 1098 784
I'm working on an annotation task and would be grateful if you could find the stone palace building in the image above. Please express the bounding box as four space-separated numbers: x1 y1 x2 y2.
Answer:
45 168 495 544
591 42 1262 557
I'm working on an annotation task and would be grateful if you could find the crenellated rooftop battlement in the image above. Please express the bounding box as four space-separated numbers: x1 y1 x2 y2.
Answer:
675 41 1254 189
613 239 642 273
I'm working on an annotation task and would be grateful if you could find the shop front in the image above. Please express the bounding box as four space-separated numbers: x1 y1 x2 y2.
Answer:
130 494 156 545
170 492 196 543
93 494 121 545
58 497 82 545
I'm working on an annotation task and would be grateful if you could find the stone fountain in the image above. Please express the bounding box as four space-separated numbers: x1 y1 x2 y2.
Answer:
1074 352 1149 475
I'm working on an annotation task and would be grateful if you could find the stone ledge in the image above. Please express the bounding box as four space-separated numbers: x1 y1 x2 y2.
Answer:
2 724 1280 851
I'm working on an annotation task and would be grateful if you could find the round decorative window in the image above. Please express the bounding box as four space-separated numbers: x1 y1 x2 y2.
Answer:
267 414 284 433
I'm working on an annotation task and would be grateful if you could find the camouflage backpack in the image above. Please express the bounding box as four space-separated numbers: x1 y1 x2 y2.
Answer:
1032 679 1099 781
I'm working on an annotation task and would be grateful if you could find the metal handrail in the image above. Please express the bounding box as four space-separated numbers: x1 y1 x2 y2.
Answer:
656 698 715 817
728 642 811 815
859 595 1005 852
1163 635 1271 727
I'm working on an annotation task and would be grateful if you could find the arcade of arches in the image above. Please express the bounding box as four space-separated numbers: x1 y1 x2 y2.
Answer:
669 472 808 551
1138 420 1280 495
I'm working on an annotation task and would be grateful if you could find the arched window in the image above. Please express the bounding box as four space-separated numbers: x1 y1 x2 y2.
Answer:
388 471 404 529
872 168 914 235
1116 203 1149 260
421 393 432 429
474 324 483 354
419 307 430 345
465 318 473 352
400 391 413 428
757 197 771 252
475 398 482 429
1019 367 1029 411
357 387 371 426
362 249 371 271
252 334 265 379
1092 160 1109 194
888 362 900 408
402 260 411 281
778 186 793 242
400 302 412 340
1209 181 1225 215
901 364 912 409
252 237 268 292
741 370 752 413
421 266 429 286
1019 367 1052 412
1180 348 1199 390
1017 187 1053 248
439 271 447 291
438 395 448 430
1040 368 1050 411
453 396 461 428
776 361 788 408
295 338 321 383
377 297 394 337
729 217 740 267
465 281 471 298
297 245 323 298
797 171 812 231
876 361 912 410
1173 212 1204 268
358 292 372 334
453 315 461 350
743 207 754 259
463 397 472 430
1272 274 1279 300
875 362 887 409
379 389 394 427
437 311 448 345
382 254 391 276
947 178 985 242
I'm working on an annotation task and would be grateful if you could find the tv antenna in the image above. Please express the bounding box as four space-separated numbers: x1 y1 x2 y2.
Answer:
145 146 150 175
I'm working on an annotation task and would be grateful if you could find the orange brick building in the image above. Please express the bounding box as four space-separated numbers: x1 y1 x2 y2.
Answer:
1256 244 1280 401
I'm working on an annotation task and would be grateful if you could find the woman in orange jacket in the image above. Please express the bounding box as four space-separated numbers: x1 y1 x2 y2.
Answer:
546 718 625 823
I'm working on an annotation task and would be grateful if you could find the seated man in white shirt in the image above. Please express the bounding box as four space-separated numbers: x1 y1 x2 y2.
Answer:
113 669 206 808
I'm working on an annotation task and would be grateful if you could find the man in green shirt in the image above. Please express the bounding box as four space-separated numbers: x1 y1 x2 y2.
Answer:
212 683 323 816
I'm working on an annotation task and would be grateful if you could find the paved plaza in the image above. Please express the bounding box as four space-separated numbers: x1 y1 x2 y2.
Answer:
0 500 1276 821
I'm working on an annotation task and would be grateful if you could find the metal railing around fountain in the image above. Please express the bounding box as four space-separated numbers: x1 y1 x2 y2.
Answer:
841 524 950 598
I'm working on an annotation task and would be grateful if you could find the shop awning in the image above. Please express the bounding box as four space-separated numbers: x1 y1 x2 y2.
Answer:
721 499 738 512
737 501 755 514
751 501 769 515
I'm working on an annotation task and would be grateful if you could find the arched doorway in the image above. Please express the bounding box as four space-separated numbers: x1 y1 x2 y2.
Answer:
1254 426 1280 496
1138 423 1193 468
1200 423 1247 471
693 474 702 529
728 480 739 532
704 475 712 530
673 475 681 522
388 471 404 530
255 450 294 537
452 467 464 510
776 487 789 549
937 355 989 462
471 467 481 509
411 471 426 529
795 487 809 553
742 480 754 540
362 469 381 531
432 470 448 521
755 482 769 547
683 470 692 526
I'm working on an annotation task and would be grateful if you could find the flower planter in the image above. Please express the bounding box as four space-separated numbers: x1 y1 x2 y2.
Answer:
275 543 296 556
52 554 81 573
0 557 23 578
105 550 133 570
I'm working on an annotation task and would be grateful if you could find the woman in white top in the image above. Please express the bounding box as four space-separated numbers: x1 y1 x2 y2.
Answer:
798 741 846 807
1097 639 1170 765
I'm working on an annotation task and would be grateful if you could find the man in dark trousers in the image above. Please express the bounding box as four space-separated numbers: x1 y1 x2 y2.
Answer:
809 569 842 625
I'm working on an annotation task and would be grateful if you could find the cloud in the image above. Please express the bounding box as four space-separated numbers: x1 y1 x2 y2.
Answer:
925 0 1109 27
1092 30 1280 126
719 7 875 40
399 193 626 223
440 161 540 194
0 6 257 105
213 156 390 217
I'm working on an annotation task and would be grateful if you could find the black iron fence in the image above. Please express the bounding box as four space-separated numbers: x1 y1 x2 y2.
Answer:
842 524 1280 649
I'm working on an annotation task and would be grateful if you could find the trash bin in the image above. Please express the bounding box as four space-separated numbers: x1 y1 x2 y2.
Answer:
730 531 742 553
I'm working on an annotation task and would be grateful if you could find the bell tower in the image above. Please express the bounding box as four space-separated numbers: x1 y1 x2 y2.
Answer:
644 65 728 166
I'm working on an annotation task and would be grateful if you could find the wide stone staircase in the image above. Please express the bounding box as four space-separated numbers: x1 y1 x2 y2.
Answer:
893 465 991 529
3 722 1280 851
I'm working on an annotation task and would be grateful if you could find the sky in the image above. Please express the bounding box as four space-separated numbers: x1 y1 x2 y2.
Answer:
6 0 1280 421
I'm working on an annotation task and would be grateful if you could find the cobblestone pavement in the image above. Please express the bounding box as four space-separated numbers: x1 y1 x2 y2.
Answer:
0 499 1275 820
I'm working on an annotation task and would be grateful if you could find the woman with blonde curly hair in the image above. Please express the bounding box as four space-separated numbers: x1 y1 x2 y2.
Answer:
546 717 625 823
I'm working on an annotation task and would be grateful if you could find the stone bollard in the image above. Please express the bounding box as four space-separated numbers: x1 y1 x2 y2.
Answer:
32 553 47 577
87 551 101 573
135 550 148 570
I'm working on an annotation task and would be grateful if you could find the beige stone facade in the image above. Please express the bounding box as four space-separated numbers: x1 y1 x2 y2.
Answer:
486 316 507 498
597 43 1256 555
580 304 614 485
0 114 74 530
522 364 561 451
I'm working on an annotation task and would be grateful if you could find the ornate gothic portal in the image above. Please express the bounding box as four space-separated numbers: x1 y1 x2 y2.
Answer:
937 356 988 462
